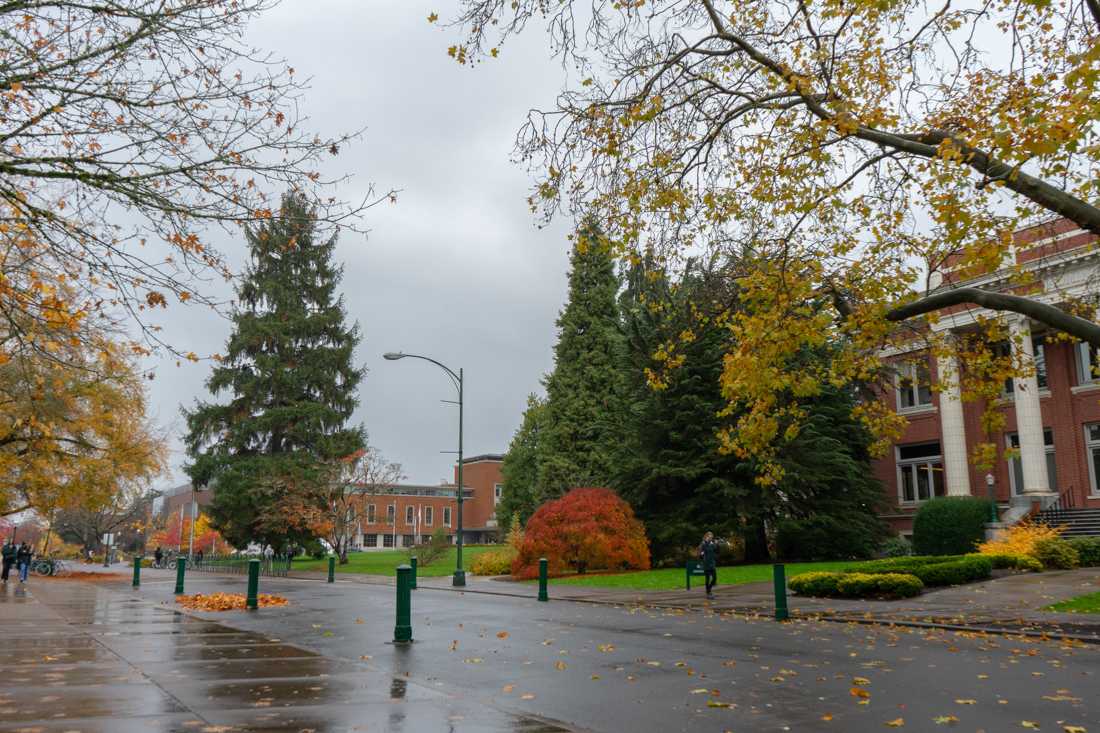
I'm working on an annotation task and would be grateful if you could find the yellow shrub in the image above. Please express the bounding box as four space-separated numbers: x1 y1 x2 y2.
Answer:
470 548 516 576
977 520 1064 557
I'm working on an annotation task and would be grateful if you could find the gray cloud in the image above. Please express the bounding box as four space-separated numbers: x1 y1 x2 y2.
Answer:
145 0 571 486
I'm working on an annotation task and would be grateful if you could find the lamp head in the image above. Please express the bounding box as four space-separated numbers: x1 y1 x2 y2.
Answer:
383 352 405 361
985 473 995 487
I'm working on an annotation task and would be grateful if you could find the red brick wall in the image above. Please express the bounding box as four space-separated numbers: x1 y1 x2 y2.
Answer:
453 459 504 528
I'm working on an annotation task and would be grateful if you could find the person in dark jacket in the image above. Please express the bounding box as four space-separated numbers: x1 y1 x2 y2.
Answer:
16 542 32 583
699 531 719 599
1 540 16 582
154 546 164 568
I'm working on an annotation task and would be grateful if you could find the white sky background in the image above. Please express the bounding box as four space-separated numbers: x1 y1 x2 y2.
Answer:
145 0 573 489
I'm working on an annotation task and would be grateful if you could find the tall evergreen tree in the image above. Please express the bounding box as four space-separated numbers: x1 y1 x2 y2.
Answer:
613 259 752 560
498 394 547 528
536 224 625 501
183 192 365 550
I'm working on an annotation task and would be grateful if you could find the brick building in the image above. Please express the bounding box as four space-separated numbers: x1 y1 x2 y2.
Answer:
875 217 1100 536
152 455 505 551
347 454 504 549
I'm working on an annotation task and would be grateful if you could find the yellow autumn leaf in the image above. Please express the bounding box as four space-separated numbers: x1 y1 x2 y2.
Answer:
554 660 567 671
1022 723 1040 729
955 699 977 705
1063 727 1086 733
934 715 959 724
427 12 438 22
885 719 905 728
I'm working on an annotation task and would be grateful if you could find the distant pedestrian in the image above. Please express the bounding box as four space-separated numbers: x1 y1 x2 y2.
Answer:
699 531 719 600
1 540 16 582
154 546 164 568
195 549 204 564
16 542 32 583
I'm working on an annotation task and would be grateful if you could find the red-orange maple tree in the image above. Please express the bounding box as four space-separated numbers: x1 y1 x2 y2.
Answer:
514 487 650 579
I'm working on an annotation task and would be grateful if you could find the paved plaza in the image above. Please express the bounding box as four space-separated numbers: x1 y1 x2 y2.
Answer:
1 566 1099 732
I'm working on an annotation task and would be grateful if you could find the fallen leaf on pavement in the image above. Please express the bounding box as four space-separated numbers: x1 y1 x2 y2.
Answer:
885 719 904 728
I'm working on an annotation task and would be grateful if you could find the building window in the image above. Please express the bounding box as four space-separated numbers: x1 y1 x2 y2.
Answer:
1003 338 1048 394
365 534 378 548
494 484 503 504
386 504 395 525
1078 343 1099 385
367 504 376 523
383 533 395 548
896 442 944 504
896 359 932 411
402 534 415 547
405 506 414 525
424 507 433 526
1006 429 1056 495
443 507 452 527
1085 424 1100 495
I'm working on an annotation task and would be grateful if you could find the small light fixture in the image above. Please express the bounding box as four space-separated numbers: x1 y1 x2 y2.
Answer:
383 352 405 361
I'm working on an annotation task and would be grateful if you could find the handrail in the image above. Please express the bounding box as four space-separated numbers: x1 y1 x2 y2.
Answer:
1048 485 1077 513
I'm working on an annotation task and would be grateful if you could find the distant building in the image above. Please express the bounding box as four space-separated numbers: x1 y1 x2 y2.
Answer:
159 454 506 550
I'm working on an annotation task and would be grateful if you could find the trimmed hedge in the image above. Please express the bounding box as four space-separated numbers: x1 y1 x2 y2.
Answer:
848 554 992 586
1066 537 1100 567
880 536 913 558
912 497 994 556
979 553 1044 572
836 573 924 599
788 571 842 597
790 571 923 599
1032 538 1080 569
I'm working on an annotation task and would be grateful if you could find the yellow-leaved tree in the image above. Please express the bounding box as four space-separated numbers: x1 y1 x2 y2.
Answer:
0 335 166 517
450 0 1100 481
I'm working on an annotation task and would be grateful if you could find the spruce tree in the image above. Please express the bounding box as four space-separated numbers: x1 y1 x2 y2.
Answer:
498 394 547 528
613 259 752 560
536 224 625 501
183 192 365 550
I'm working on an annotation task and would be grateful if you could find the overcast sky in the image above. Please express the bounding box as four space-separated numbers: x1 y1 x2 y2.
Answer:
145 1 574 489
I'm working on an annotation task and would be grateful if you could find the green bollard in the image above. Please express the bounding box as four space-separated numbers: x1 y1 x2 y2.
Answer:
773 563 789 621
132 556 142 588
538 557 548 602
410 556 418 590
394 564 413 643
327 555 336 584
174 557 187 595
246 558 260 610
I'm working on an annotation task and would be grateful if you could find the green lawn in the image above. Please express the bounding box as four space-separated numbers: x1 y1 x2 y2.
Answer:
1045 591 1100 614
542 561 863 590
293 546 497 577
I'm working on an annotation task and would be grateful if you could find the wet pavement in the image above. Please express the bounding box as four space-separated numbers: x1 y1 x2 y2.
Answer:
0 577 572 732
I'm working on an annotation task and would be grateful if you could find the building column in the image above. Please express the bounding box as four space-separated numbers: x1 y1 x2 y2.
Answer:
936 351 972 496
1010 317 1051 496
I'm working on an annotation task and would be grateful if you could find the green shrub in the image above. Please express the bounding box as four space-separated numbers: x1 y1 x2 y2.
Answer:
775 516 881 561
788 571 843 597
849 554 991 586
470 548 516 576
836 572 924 599
1032 538 1080 570
975 553 1043 572
880 536 913 558
1015 554 1044 572
915 556 992 586
912 497 994 556
1066 538 1100 567
848 555 963 574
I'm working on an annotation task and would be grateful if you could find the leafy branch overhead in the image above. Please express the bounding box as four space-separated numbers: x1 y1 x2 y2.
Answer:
0 1 394 361
452 0 1100 481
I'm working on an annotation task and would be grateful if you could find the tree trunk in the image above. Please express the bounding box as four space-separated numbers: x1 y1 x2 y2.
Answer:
743 519 771 563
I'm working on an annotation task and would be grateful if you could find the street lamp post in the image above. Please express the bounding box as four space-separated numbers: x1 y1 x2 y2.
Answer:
384 351 466 587
986 473 998 523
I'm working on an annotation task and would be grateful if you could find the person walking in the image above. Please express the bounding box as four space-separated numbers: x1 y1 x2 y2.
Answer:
699 531 719 600
16 542 32 583
1 540 16 582
154 546 164 568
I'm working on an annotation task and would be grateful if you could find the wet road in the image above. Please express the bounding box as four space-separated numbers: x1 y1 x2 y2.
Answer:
0 577 569 732
3 570 1100 732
